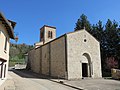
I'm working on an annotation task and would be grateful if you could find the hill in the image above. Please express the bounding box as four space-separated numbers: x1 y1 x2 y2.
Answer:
9 43 33 66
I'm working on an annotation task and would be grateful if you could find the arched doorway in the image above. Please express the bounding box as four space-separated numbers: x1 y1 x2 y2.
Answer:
82 53 92 77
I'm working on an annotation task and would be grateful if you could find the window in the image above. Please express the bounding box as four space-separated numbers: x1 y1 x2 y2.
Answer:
4 37 7 51
84 39 87 42
40 32 44 38
51 32 53 38
48 31 51 38
48 31 53 38
40 31 44 41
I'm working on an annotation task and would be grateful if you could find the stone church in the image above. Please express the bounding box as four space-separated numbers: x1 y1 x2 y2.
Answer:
28 25 102 80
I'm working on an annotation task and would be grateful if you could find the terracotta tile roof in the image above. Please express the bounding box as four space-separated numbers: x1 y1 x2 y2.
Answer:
40 25 56 30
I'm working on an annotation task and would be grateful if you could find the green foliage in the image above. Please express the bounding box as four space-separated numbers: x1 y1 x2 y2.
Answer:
75 14 120 76
75 14 91 32
9 43 33 63
9 62 16 67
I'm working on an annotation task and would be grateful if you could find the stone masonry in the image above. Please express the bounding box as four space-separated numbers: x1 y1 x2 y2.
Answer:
28 25 102 80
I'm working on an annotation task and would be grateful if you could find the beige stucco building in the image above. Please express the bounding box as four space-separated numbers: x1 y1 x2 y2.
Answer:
0 12 16 80
28 25 102 80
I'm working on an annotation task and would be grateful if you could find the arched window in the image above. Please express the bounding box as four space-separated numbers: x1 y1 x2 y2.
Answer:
40 32 44 38
51 31 53 38
48 31 51 38
48 31 53 38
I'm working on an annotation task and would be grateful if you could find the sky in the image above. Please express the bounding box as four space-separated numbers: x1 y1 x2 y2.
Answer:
0 0 120 45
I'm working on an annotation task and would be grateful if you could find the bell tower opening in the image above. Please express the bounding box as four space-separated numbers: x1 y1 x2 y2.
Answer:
40 25 56 44
48 31 53 38
40 29 44 42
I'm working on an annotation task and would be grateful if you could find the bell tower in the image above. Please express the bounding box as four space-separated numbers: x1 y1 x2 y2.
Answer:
40 25 56 44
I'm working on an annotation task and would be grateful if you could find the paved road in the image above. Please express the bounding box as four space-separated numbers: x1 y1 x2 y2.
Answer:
65 78 120 90
5 70 78 90
1 69 120 90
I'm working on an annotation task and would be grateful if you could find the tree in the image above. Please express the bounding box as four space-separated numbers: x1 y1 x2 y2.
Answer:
9 43 34 62
105 57 118 70
75 15 120 76
91 20 104 41
75 14 91 33
105 19 119 56
104 19 120 69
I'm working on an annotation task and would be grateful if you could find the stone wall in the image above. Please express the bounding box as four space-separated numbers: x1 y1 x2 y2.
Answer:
28 29 102 80
41 44 50 75
67 30 102 79
50 36 66 78
111 69 120 79
28 35 66 78
28 49 35 72
34 48 40 73
44 26 56 43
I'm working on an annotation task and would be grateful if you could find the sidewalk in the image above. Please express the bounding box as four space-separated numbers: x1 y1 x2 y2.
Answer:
0 73 15 90
0 79 5 87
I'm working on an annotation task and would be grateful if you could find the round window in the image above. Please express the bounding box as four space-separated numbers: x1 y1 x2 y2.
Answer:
84 39 87 42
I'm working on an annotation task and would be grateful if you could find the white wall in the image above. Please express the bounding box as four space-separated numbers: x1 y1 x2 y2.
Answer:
0 22 10 60
0 21 10 79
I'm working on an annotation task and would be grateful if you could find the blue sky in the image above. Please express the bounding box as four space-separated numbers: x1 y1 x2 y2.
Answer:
0 0 120 45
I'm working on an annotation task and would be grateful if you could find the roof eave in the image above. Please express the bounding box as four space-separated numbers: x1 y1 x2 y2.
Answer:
0 12 15 39
0 57 7 62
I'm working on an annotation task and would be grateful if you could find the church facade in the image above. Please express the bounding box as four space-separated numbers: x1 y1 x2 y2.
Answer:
28 25 102 80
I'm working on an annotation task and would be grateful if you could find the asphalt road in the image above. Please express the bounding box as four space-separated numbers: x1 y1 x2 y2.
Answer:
1 69 120 90
6 70 78 90
65 78 120 90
